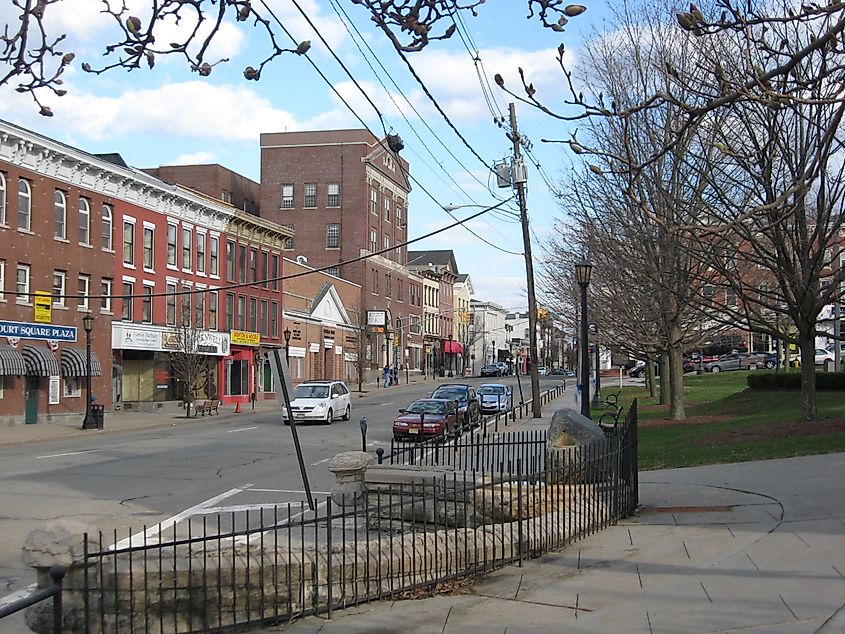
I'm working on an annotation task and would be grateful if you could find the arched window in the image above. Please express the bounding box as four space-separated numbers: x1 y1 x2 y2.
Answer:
0 172 6 226
102 204 113 250
54 190 67 239
17 179 31 231
79 198 90 245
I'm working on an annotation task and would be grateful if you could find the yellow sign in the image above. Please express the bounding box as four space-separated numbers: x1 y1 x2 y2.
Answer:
34 291 52 324
230 330 260 346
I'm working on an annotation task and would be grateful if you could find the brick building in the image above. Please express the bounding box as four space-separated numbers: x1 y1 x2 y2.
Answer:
143 164 260 216
259 129 424 380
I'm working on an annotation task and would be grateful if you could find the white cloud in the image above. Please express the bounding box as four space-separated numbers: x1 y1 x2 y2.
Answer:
174 151 216 164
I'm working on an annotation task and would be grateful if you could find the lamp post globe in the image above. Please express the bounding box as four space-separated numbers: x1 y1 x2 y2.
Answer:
283 328 292 364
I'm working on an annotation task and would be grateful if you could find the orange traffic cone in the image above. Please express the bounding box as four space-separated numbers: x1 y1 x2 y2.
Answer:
234 400 241 414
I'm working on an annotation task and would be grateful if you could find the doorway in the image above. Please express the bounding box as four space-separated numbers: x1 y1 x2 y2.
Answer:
25 376 39 424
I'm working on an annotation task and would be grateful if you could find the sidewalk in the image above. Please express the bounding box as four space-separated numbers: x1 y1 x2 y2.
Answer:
269 452 845 634
0 372 479 447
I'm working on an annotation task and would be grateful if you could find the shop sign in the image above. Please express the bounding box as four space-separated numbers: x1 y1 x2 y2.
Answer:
230 330 260 346
113 323 230 355
154 368 170 389
0 320 77 342
34 292 52 324
117 327 162 351
366 310 387 326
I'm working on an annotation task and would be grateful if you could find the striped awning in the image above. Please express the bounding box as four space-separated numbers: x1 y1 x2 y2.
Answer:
0 345 26 376
60 347 103 377
22 345 61 377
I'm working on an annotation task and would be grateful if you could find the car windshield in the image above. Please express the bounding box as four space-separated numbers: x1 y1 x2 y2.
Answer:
432 388 466 403
484 365 498 370
404 401 446 414
478 386 506 395
293 385 329 399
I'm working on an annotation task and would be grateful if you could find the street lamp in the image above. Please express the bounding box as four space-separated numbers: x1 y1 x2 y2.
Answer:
591 324 602 407
447 333 454 377
575 261 593 418
283 328 292 365
81 314 95 430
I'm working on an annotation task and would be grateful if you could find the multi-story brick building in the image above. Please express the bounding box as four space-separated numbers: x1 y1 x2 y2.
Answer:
408 250 460 376
143 164 260 216
259 129 423 379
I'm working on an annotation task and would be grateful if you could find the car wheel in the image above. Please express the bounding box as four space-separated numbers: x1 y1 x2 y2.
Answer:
324 409 333 425
342 405 351 421
749 364 758 371
766 361 775 369
711 366 721 373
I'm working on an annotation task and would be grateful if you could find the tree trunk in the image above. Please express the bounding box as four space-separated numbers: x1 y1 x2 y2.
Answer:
658 352 670 405
668 343 686 420
799 336 818 420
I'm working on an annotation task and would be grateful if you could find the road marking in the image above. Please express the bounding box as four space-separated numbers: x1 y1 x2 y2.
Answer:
227 426 257 433
247 488 331 495
195 500 329 514
111 483 254 550
310 457 331 466
37 449 104 459
380 401 394 407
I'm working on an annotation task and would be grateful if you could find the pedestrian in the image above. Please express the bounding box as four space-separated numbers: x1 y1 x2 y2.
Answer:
384 364 391 388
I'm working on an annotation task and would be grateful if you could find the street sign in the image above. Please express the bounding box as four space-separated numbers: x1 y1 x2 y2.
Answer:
34 291 52 324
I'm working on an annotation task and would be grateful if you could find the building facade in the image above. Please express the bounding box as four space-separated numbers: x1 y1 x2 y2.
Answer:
470 300 509 375
258 129 423 380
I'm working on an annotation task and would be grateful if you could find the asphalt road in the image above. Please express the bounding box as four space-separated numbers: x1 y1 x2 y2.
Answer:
0 375 568 598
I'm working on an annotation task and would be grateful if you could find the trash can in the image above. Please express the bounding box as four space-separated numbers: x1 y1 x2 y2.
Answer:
91 404 105 430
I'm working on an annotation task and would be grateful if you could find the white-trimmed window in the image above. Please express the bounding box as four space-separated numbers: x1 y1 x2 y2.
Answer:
181 285 192 326
101 204 113 250
283 224 294 250
121 281 133 320
249 297 257 332
281 184 294 208
54 190 67 239
383 198 391 222
18 179 31 231
327 183 340 207
181 227 192 270
196 232 206 274
326 224 340 248
63 377 82 398
226 293 235 331
195 288 205 329
237 295 246 330
0 260 4 301
260 251 269 288
100 278 112 313
78 274 90 311
0 375 5 398
327 266 339 277
249 249 257 284
383 235 390 253
209 235 219 276
165 282 177 325
369 228 377 252
370 188 377 214
143 225 154 270
271 301 279 338
141 284 153 323
52 270 66 307
123 219 135 266
270 255 279 291
78 198 90 245
396 205 403 227
260 299 268 335
0 172 6 225
167 222 178 268
304 183 317 208
209 290 218 330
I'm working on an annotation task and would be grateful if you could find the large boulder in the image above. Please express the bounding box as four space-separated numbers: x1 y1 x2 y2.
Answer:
546 408 608 483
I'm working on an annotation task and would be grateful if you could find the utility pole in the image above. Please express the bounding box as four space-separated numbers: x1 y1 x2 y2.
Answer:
509 102 542 418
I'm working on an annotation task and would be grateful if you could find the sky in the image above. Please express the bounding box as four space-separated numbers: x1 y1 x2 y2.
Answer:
0 0 615 311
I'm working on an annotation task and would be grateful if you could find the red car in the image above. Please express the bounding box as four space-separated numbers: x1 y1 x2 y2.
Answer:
393 399 459 442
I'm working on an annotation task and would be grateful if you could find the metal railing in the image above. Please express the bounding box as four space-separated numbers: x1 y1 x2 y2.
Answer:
0 565 65 633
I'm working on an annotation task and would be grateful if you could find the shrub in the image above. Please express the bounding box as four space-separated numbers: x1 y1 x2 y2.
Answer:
747 372 845 390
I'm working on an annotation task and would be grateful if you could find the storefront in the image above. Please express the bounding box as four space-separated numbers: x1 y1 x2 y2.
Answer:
112 323 229 406
224 330 260 406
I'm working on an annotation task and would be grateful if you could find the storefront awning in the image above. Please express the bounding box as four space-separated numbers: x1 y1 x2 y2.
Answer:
22 345 60 377
443 340 463 354
60 347 103 377
0 345 26 376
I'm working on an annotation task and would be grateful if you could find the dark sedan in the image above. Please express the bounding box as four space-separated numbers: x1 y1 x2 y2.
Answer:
480 364 503 377
430 383 481 427
393 399 459 441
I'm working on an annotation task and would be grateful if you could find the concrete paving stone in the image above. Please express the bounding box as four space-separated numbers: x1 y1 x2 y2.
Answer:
439 594 576 634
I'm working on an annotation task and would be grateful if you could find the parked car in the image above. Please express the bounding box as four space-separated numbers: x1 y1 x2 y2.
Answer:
683 358 697 373
703 352 765 373
477 384 513 414
430 383 481 426
788 349 834 367
495 362 510 376
762 352 778 369
393 399 459 441
282 380 351 424
536 366 548 376
480 364 503 377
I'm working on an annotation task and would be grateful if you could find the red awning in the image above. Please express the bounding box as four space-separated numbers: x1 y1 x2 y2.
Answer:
443 340 463 354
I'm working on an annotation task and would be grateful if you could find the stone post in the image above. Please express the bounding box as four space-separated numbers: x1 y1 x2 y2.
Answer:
327 451 373 506
546 408 607 484
22 518 99 634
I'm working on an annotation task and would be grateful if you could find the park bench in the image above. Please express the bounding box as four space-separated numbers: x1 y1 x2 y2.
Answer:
603 389 622 408
598 406 624 437
193 399 221 417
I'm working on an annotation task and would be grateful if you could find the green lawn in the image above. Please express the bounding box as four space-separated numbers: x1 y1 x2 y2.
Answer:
601 372 845 470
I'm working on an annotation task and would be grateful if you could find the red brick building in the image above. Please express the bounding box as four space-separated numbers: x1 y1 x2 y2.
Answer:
143 164 260 216
259 129 424 379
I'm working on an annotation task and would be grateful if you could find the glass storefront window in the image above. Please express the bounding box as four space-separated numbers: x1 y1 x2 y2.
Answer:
226 359 249 396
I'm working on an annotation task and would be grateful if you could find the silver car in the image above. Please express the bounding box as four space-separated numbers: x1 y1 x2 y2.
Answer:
477 384 513 414
704 353 765 373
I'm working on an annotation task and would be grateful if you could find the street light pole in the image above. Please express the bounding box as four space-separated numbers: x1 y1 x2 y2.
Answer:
283 328 291 365
447 333 454 377
81 314 94 429
591 324 602 407
575 262 592 419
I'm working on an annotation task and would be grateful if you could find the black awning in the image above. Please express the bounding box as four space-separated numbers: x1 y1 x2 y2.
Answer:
22 345 61 377
0 345 26 376
60 347 103 377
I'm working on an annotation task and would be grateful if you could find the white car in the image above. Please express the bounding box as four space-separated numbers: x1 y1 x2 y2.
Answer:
477 384 513 414
788 349 834 367
283 380 351 424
